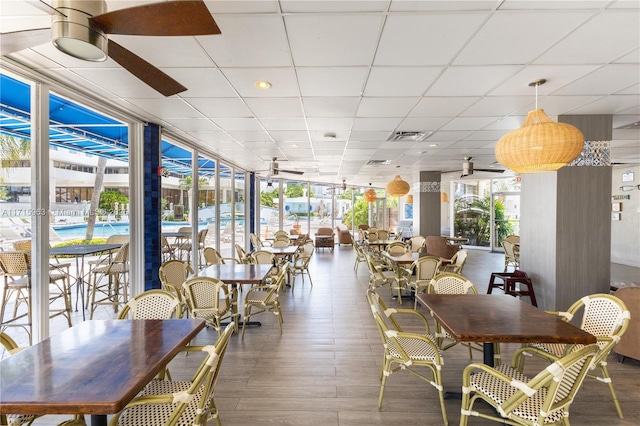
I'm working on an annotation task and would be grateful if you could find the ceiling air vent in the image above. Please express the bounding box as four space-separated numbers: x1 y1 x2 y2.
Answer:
366 160 391 166
387 131 434 142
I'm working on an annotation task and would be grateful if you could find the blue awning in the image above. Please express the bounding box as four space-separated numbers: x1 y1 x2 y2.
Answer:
0 73 219 177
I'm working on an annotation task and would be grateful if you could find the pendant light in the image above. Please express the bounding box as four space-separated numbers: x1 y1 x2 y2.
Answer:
406 194 414 204
386 172 410 197
495 79 584 173
364 184 377 202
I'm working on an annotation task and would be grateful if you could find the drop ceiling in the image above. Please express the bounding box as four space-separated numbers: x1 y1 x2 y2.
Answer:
1 0 639 187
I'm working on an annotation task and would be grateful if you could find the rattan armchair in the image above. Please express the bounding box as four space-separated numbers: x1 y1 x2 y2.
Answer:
241 264 288 338
159 259 194 317
439 248 468 274
406 255 441 309
202 247 236 266
182 277 238 336
515 293 630 418
366 289 448 425
501 240 519 272
117 289 181 320
290 241 314 289
249 249 276 265
109 322 234 426
461 344 598 426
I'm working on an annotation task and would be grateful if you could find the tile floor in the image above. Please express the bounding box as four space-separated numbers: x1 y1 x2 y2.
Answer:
3 246 640 425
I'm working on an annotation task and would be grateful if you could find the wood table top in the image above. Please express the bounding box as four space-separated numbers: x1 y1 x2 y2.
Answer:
380 251 419 265
262 246 300 256
365 239 397 246
198 263 274 284
416 294 596 345
0 319 205 415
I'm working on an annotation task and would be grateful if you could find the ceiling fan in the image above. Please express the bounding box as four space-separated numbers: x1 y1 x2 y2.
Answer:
1 0 220 96
442 157 505 178
261 157 304 177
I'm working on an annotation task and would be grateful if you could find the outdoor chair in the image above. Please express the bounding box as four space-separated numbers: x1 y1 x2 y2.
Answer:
364 253 398 294
501 239 519 272
249 249 276 265
182 277 238 336
241 263 287 338
110 322 234 426
460 344 599 426
440 248 468 274
384 241 407 255
117 289 181 320
406 255 441 309
271 239 290 248
234 244 250 264
377 229 389 240
290 242 313 289
88 242 130 319
202 247 236 266
515 293 630 418
366 289 448 425
159 259 194 316
161 235 176 262
352 240 368 273
408 235 425 253
0 251 72 345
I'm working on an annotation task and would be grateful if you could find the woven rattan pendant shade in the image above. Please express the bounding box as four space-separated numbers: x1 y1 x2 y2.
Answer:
386 175 410 197
406 194 414 204
364 187 377 202
495 109 584 174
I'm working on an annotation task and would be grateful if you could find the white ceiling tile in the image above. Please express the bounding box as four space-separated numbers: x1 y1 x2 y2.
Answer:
303 97 360 117
427 65 524 96
352 117 403 131
260 118 307 131
213 118 265 131
535 11 640 65
222 67 299 97
108 36 214 68
167 68 238 98
313 141 347 151
186 98 253 118
204 1 280 14
357 97 419 117
309 131 349 142
397 117 451 131
389 1 501 12
566 95 640 115
347 140 386 149
297 67 369 96
124 98 203 119
410 97 481 117
440 117 500 131
307 117 355 131
285 14 382 66
269 131 310 142
245 98 304 118
454 12 592 65
364 67 443 96
197 15 291 67
162 118 220 132
375 13 487 66
490 65 600 96
553 65 640 96
280 1 389 13
71 67 168 98
429 131 475 142
462 96 533 116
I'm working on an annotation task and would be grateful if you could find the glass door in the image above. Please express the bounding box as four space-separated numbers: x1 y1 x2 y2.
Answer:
491 178 521 251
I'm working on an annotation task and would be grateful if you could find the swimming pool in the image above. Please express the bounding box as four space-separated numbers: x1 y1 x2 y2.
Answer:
52 221 208 240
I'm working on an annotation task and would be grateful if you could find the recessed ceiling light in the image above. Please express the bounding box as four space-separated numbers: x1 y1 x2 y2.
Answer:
291 144 299 148
429 143 438 147
255 80 271 89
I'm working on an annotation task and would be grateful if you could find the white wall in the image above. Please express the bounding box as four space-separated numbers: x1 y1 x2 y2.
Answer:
611 165 640 267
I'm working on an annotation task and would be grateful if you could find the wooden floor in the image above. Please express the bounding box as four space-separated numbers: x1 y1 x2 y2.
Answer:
11 247 640 425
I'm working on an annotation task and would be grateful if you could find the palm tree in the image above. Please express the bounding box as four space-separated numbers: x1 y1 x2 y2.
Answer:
0 134 30 201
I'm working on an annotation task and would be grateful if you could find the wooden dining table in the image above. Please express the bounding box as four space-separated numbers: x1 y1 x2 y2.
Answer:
0 319 205 426
198 263 274 327
416 294 596 367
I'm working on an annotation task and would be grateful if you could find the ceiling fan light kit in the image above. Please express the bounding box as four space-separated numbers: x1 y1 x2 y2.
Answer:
51 0 108 61
495 79 585 174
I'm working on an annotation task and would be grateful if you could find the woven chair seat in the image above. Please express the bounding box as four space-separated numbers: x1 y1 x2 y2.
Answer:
467 364 565 424
114 380 206 426
6 414 39 426
388 336 442 361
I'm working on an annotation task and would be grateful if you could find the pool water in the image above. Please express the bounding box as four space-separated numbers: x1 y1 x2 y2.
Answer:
52 221 207 240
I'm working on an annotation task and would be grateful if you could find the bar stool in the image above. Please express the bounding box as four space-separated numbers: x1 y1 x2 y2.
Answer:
487 270 537 306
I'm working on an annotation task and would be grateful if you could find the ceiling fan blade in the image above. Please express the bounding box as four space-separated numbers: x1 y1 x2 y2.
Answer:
91 0 220 36
474 168 505 173
1 28 51 56
25 0 63 15
107 40 186 97
278 169 304 175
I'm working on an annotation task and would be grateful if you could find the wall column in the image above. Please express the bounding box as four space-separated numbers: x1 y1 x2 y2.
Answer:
417 171 442 237
142 123 162 290
520 115 612 310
